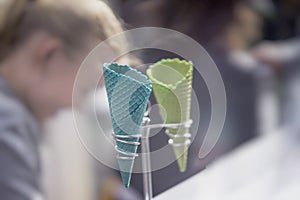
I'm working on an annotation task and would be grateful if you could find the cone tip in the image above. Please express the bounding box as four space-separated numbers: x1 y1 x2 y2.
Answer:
120 170 132 189
179 166 187 173
124 182 130 188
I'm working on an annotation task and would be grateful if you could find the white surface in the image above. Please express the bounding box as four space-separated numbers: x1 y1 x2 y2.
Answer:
154 130 300 200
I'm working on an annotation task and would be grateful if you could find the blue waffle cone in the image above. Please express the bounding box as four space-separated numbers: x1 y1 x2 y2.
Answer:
103 63 152 188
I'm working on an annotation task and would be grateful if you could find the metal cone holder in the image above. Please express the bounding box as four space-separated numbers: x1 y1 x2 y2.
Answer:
112 106 193 200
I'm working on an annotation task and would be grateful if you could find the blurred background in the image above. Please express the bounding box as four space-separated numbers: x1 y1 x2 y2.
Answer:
109 0 300 198
0 0 300 199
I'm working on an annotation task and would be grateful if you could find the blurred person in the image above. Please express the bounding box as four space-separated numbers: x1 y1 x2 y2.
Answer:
0 0 99 199
114 0 268 196
251 0 300 131
189 0 266 167
252 39 300 131
115 1 300 198
0 0 140 199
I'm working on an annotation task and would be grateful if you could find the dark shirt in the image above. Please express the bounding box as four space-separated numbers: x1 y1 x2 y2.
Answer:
131 47 258 196
0 77 42 200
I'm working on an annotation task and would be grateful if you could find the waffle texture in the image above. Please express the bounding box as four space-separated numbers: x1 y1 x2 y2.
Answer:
147 58 193 172
103 62 152 188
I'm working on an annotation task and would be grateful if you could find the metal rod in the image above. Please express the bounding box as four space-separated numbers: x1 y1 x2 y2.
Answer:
142 119 193 130
141 117 153 200
111 110 192 200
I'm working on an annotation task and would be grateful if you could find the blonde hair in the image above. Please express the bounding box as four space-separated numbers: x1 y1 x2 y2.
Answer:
0 0 127 61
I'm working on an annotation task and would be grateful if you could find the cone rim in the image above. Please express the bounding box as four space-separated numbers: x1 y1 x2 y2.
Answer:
103 62 152 90
146 58 193 90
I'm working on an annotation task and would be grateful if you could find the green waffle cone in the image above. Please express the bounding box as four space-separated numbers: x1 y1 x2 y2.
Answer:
103 62 152 188
147 58 193 172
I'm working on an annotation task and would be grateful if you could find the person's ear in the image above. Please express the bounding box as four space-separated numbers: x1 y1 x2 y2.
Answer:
30 31 64 69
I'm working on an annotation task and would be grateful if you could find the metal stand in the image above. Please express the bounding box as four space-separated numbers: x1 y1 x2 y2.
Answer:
141 117 152 200
112 115 192 200
141 118 192 200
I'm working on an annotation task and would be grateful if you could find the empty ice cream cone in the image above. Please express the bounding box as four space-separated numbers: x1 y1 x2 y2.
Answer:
147 58 193 172
103 62 152 188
